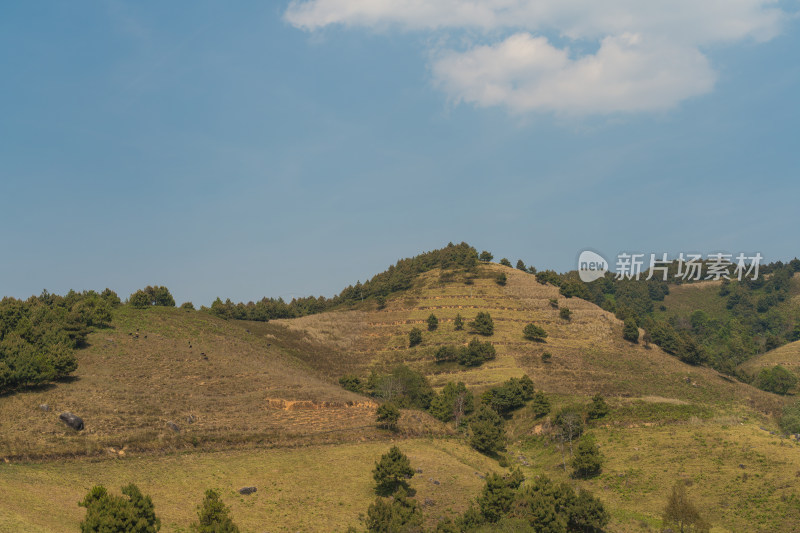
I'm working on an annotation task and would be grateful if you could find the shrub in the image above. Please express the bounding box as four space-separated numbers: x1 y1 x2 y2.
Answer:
754 365 798 395
373 446 415 496
523 323 548 342
429 381 474 424
376 403 401 431
427 313 439 331
408 327 423 347
587 394 609 420
541 351 552 363
458 338 496 366
623 318 639 343
662 481 710 533
193 489 239 533
339 374 363 393
180 302 195 310
499 258 512 267
366 365 433 409
365 490 423 533
482 375 534 416
470 405 505 454
434 345 458 363
559 307 572 321
530 391 551 419
779 400 800 434
470 312 494 336
479 251 494 263
454 313 464 331
79 484 160 533
477 471 524 523
510 476 609 533
571 435 603 478
496 273 507 286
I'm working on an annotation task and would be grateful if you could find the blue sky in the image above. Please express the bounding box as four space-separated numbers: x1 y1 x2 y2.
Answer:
1 1 798 306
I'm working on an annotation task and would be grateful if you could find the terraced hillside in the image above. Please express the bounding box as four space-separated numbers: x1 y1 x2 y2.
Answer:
270 263 783 413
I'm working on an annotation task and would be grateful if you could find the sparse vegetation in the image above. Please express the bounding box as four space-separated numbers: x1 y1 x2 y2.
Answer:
662 481 710 533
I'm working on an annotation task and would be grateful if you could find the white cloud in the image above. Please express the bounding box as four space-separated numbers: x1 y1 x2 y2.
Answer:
285 0 786 114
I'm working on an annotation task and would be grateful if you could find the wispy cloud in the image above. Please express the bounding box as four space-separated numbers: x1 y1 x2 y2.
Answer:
285 0 786 115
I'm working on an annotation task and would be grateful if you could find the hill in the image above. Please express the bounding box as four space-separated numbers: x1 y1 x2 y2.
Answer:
3 252 800 532
739 340 800 375
0 305 450 460
269 263 783 413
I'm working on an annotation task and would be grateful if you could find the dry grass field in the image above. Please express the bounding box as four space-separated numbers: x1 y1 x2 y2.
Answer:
0 439 499 532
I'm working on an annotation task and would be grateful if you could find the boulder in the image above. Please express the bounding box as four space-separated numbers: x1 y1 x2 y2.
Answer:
59 412 84 431
238 486 257 495
39 404 50 412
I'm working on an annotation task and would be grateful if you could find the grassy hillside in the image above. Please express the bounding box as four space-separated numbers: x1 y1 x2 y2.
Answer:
0 306 451 460
0 439 499 532
3 259 800 532
739 340 800 375
272 264 782 413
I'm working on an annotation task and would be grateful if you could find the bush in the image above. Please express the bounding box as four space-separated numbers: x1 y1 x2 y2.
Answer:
470 405 505 454
780 400 800 434
754 365 798 395
571 435 603 478
523 323 548 342
434 345 458 363
623 318 639 343
339 374 363 393
662 481 710 533
366 365 433 409
454 313 464 331
458 338 496 366
429 381 473 424
79 484 160 533
427 313 439 331
128 286 175 308
373 446 415 496
193 489 239 533
376 403 401 431
482 375 535 416
530 391 551 419
180 302 195 310
470 312 494 336
559 307 572 321
496 272 507 286
365 490 423 533
409 327 423 347
477 471 524 523
541 351 552 363
587 394 609 420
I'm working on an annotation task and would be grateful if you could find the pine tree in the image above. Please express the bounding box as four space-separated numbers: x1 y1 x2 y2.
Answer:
454 313 464 331
193 489 239 533
427 313 439 331
373 446 415 496
79 484 160 533
571 435 603 478
523 323 548 342
587 394 609 420
623 318 639 343
408 327 423 347
479 251 494 263
376 403 400 431
530 390 551 419
469 405 505 454
470 312 494 336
